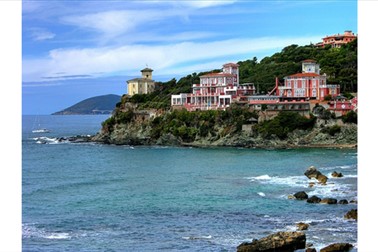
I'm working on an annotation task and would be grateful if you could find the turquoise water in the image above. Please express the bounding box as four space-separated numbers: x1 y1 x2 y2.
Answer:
22 115 357 251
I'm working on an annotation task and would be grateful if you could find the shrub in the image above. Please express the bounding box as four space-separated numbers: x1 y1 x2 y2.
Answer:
321 125 341 136
341 110 357 124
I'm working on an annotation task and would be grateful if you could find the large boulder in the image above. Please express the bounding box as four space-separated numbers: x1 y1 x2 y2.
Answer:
237 231 306 252
294 191 309 200
304 166 322 179
307 195 322 204
344 209 357 220
319 243 353 252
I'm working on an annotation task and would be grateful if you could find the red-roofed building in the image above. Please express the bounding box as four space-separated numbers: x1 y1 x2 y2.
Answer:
276 60 340 100
316 30 357 48
171 63 255 111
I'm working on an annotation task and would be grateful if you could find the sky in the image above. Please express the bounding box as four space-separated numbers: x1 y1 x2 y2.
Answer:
20 0 358 115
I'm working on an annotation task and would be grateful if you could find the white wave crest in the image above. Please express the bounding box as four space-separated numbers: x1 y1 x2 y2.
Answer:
257 192 266 197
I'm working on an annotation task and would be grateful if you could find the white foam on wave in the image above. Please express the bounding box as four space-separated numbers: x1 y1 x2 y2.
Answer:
22 223 71 240
257 192 266 197
246 175 309 188
182 235 212 240
45 232 71 240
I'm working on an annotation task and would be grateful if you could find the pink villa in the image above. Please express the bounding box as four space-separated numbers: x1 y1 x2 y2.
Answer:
272 59 340 101
171 63 255 111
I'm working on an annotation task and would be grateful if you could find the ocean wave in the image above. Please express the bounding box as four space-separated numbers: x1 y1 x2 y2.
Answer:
23 224 71 240
245 175 309 188
182 235 212 240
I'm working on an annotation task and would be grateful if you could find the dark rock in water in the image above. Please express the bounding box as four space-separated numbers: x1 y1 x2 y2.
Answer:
319 198 337 204
331 171 343 178
319 243 353 252
349 199 357 204
294 191 309 200
344 209 357 220
296 222 309 230
304 166 322 179
237 231 306 252
317 174 328 185
306 248 317 252
338 199 349 204
307 195 322 204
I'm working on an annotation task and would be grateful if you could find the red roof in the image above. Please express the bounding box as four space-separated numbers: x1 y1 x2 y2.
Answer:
286 72 321 78
302 59 316 63
200 73 234 77
223 63 239 67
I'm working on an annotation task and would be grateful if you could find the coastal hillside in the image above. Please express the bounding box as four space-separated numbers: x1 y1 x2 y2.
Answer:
128 39 357 110
91 102 357 148
52 94 121 115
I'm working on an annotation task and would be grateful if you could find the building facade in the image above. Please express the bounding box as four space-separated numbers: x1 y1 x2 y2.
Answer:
316 30 357 48
277 60 340 101
127 68 155 96
171 63 255 111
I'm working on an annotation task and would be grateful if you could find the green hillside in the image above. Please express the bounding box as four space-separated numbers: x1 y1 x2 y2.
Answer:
53 94 122 115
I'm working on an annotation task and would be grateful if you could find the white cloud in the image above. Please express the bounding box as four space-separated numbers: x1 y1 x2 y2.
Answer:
22 35 320 82
30 28 55 41
61 9 180 40
176 0 237 8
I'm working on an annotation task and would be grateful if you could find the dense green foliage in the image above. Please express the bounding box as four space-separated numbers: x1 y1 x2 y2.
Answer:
255 111 317 139
53 94 122 115
238 39 357 94
321 125 341 136
341 110 358 124
149 106 258 142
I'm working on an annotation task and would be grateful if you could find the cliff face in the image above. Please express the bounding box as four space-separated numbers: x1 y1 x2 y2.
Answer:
91 107 357 149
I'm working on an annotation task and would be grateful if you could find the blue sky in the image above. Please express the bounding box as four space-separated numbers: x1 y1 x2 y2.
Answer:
21 0 358 115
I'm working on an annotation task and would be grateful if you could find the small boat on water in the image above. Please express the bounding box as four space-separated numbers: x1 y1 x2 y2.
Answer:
32 128 51 133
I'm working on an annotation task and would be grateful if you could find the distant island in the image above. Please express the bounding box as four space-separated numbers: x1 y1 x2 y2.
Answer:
52 94 121 115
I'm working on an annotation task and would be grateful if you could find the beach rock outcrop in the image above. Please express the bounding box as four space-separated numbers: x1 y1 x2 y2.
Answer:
319 198 337 204
237 231 306 252
294 191 309 200
344 209 357 220
304 166 322 179
319 243 353 252
304 166 328 184
296 222 309 231
307 195 322 204
331 171 343 178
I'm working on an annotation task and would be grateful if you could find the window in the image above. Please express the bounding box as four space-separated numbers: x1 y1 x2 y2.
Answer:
312 88 317 97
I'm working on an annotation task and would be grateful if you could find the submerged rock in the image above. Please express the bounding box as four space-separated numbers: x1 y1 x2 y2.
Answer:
331 171 343 178
296 222 309 231
319 198 338 204
344 209 357 220
237 231 306 252
338 199 349 204
319 243 353 252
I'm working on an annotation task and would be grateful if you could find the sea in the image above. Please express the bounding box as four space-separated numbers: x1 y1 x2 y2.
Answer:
22 115 358 252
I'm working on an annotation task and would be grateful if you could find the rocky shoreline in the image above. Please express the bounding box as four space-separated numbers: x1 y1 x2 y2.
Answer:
237 166 357 252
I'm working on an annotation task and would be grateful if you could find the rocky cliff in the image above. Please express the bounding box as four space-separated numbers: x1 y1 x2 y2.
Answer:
91 104 357 149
